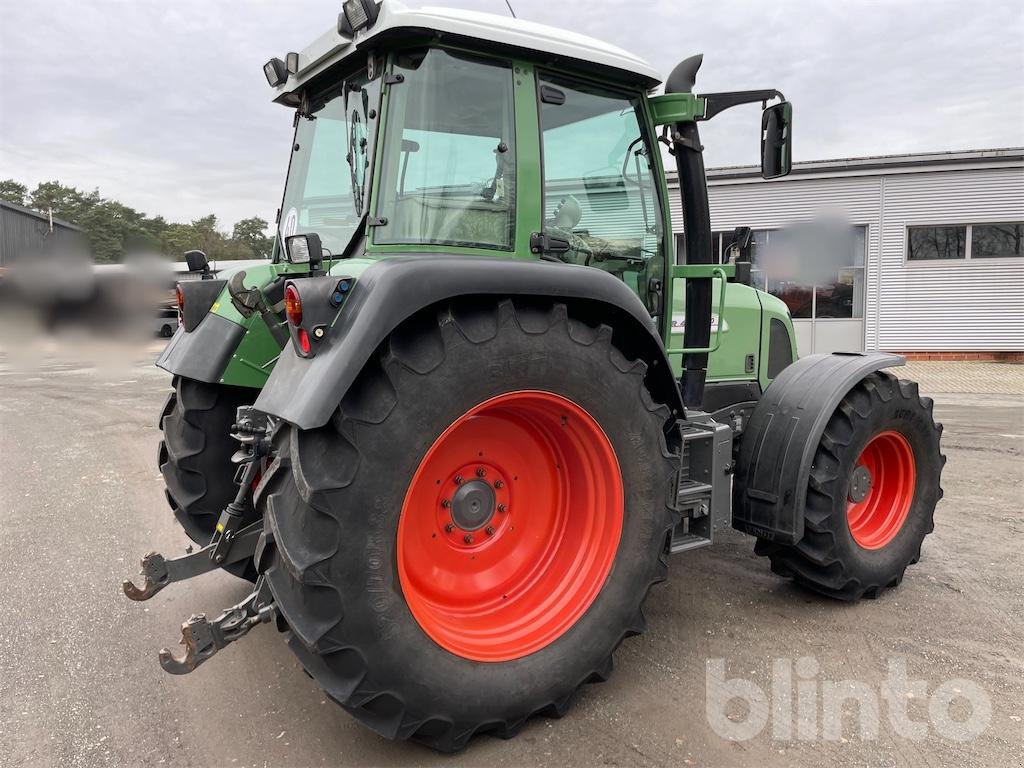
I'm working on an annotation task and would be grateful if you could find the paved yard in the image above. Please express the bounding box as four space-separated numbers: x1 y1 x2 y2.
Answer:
1 344 1021 768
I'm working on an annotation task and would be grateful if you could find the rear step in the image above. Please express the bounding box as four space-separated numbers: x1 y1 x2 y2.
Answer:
669 416 733 554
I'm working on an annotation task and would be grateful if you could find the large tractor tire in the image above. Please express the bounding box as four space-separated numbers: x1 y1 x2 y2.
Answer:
158 375 257 580
255 300 679 751
754 372 944 601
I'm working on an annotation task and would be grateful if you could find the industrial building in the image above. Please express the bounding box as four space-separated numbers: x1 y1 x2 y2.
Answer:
669 148 1024 358
0 200 86 270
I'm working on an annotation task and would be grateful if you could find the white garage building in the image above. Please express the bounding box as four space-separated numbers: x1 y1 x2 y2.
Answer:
668 148 1024 358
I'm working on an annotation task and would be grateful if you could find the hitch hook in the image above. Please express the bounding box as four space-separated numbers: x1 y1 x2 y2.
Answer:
121 521 263 602
122 551 171 601
159 577 275 674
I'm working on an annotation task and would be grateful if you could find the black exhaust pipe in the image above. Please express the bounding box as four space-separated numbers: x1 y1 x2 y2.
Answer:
667 55 713 409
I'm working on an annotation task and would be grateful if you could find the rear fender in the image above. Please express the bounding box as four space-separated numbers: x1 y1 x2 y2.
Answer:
731 352 906 544
254 255 683 429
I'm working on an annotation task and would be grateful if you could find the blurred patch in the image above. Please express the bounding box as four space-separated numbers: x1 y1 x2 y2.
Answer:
0 246 178 375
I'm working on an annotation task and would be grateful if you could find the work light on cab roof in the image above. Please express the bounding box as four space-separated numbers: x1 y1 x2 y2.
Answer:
338 0 380 36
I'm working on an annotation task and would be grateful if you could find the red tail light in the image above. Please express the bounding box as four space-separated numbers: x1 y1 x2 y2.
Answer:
175 284 184 313
284 284 303 326
297 328 312 354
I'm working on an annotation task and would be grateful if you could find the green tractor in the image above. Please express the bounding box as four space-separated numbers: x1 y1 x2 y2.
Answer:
127 1 944 752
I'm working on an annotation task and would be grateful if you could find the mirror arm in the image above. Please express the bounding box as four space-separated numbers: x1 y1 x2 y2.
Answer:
698 90 784 121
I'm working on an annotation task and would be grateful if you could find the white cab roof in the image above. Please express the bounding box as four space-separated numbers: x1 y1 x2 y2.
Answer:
274 1 662 100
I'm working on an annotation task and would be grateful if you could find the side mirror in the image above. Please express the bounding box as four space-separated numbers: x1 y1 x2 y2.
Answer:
184 249 210 277
760 101 793 179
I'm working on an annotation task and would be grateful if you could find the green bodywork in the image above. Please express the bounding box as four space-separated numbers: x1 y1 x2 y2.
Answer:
202 260 328 388
170 43 796 396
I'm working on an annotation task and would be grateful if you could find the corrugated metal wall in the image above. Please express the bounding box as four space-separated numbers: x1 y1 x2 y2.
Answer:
873 167 1024 351
0 204 84 267
667 160 1024 352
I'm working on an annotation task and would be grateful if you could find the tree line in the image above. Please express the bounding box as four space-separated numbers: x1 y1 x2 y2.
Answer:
0 179 274 264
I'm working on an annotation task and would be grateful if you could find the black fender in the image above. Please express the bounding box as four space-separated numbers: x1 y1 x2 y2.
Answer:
156 312 245 384
179 279 226 333
731 351 906 544
253 255 683 430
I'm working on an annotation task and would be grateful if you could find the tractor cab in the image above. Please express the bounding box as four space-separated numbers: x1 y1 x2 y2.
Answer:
266 0 795 402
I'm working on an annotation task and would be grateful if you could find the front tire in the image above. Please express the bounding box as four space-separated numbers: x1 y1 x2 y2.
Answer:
754 372 944 600
255 300 679 751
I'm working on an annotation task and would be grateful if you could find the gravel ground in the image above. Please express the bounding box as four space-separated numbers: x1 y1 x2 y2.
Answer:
0 344 1021 768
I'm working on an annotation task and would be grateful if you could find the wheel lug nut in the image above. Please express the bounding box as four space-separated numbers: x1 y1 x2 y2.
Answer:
498 504 508 513
493 480 504 489
476 467 486 478
485 526 495 536
445 523 454 533
454 475 463 485
463 534 474 544
441 499 450 508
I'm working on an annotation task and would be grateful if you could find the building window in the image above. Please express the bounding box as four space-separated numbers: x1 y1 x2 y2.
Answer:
907 226 966 260
748 226 866 320
971 223 1024 258
906 223 1023 261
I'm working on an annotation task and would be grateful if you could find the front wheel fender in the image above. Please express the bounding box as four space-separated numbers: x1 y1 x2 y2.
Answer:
731 351 906 544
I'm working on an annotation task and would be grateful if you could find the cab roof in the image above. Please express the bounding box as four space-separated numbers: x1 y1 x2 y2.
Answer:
273 1 663 103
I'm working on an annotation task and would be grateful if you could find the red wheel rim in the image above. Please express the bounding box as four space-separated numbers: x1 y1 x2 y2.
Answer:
397 391 623 662
846 430 916 549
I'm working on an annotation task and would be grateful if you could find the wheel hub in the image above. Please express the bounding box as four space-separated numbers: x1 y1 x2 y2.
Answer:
397 390 624 661
846 430 916 550
848 465 873 503
450 479 496 531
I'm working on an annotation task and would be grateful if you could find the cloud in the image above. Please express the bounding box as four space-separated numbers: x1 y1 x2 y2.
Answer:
1 0 1021 230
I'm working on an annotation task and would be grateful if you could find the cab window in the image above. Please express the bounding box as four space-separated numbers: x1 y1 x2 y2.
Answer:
539 75 664 315
373 48 516 250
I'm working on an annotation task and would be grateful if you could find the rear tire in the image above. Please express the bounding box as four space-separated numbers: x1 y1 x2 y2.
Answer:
255 300 679 751
754 372 944 600
158 375 257 581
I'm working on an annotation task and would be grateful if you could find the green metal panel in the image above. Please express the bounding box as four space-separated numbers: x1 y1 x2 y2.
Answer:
205 260 326 388
648 93 706 125
667 278 764 382
218 313 282 388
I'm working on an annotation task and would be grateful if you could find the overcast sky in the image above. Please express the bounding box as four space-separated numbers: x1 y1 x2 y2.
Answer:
1 0 1021 231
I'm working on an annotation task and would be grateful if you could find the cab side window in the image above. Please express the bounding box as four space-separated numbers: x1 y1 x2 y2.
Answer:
374 48 516 250
538 75 664 315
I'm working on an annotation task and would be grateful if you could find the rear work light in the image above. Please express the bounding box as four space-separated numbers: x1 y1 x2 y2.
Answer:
338 0 380 37
263 57 288 87
284 284 303 326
